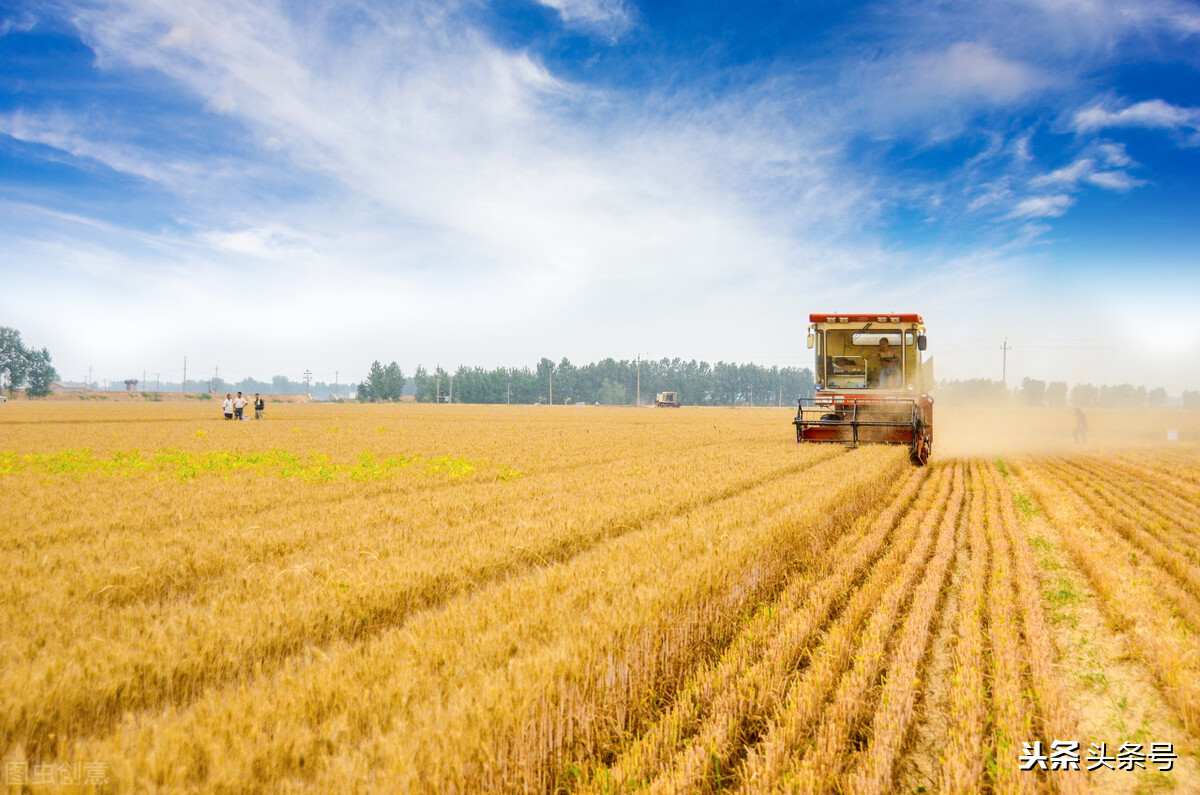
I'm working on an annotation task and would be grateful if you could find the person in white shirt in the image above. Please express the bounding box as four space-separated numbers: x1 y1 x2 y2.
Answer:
233 391 248 420
222 394 234 420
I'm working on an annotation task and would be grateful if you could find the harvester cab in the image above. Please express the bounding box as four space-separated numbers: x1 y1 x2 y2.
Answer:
794 313 933 465
655 391 680 408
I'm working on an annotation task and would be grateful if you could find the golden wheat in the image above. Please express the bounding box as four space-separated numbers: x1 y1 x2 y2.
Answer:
2 402 1198 792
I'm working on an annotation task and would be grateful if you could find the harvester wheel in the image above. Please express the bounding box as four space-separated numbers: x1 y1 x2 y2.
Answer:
910 420 931 466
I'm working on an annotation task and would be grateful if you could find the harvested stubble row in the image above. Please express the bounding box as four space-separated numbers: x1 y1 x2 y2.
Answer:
982 462 1085 795
1047 456 1200 564
737 463 959 791
939 461 990 795
1014 458 1200 735
982 461 1038 795
1031 457 1200 625
844 464 964 795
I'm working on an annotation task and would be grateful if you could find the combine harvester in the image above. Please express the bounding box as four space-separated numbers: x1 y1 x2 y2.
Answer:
654 391 680 408
794 313 934 465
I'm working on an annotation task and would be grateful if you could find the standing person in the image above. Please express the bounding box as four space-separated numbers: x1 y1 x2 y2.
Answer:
233 391 247 420
222 394 234 420
1073 408 1088 444
254 393 265 420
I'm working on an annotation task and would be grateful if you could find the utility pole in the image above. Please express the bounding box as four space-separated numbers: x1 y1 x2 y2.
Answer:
778 385 782 407
1001 338 1012 386
335 371 339 398
507 382 512 405
142 369 146 394
436 365 441 403
182 356 186 395
549 368 553 406
303 369 312 396
156 373 160 393
88 365 92 388
636 355 641 407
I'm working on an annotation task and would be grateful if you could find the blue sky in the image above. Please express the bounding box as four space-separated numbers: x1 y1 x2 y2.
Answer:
2 0 1199 391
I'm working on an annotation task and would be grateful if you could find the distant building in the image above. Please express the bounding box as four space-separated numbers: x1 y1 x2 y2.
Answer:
51 381 91 392
124 379 139 391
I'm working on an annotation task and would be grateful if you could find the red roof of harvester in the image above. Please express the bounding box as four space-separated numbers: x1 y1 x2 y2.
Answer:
810 313 924 323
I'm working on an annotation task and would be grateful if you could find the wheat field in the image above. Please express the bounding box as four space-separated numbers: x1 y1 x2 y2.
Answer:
1 401 1198 793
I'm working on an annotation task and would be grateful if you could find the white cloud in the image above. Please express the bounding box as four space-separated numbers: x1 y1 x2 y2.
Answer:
7 0 1199 390
930 42 1041 103
1094 141 1133 167
1029 158 1095 188
854 42 1044 129
1 0 894 375
1085 170 1142 190
1028 154 1142 192
534 0 632 36
1008 194 1073 218
0 110 197 185
0 11 37 36
1074 99 1200 134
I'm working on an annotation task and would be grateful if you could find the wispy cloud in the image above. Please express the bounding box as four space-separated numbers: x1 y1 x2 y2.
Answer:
1008 194 1073 219
1029 151 1142 192
0 10 37 36
1074 99 1200 138
5 0 1199 388
534 0 633 37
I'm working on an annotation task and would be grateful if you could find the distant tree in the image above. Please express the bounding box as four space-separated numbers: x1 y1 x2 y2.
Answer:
1184 390 1200 410
1147 387 1168 407
0 326 30 396
1020 378 1046 407
357 361 386 402
24 347 58 398
935 378 1008 405
382 362 405 400
271 375 291 395
598 378 627 405
1045 381 1068 409
412 366 430 402
1098 383 1144 409
1070 383 1099 408
535 357 555 403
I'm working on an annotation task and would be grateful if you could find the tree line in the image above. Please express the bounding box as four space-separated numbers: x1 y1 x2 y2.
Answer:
938 377 1192 409
358 357 816 406
0 327 59 398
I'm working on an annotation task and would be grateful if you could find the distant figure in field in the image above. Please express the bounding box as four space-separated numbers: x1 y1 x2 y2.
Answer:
1073 408 1088 444
254 393 265 420
222 394 234 420
233 391 247 420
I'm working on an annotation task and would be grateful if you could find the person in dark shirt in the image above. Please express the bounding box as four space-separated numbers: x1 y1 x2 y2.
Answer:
254 393 265 420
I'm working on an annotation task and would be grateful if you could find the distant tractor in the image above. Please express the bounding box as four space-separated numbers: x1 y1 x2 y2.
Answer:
655 391 680 408
794 313 934 465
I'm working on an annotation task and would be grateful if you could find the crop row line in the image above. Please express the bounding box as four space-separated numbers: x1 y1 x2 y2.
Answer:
1013 459 1200 735
587 465 931 792
735 463 958 791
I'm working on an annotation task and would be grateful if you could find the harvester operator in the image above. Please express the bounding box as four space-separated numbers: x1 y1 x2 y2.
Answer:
868 338 901 388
